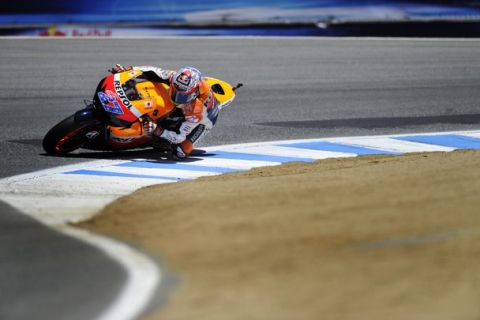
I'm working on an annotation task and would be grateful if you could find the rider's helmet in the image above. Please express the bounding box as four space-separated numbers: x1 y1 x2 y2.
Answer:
169 66 202 107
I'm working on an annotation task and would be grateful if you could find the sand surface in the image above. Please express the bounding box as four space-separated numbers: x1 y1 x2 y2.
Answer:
79 150 480 320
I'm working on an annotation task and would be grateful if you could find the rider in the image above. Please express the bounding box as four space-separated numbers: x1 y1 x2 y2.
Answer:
110 64 219 159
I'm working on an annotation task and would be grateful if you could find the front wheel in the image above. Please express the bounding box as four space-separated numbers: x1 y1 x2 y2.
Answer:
43 115 101 155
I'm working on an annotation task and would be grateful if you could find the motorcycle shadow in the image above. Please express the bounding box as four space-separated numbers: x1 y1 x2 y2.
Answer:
40 149 208 163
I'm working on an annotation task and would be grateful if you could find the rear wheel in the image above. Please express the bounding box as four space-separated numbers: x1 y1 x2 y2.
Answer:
43 115 101 155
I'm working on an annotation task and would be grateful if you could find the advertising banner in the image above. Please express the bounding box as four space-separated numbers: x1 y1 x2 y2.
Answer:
2 0 480 25
2 1 480 37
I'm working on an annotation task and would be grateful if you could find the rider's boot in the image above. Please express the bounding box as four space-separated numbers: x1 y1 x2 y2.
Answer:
172 139 193 159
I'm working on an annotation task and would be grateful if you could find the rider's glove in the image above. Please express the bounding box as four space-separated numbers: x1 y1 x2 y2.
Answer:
152 126 164 137
172 145 188 160
109 64 133 74
172 140 193 160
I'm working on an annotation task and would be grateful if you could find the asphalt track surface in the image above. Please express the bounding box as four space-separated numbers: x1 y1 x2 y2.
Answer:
1 37 480 319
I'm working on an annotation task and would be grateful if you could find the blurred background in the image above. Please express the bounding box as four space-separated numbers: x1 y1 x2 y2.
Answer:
1 0 480 37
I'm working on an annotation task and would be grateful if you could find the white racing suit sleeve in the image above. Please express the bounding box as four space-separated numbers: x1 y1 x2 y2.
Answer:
134 66 174 82
159 122 196 144
159 107 215 145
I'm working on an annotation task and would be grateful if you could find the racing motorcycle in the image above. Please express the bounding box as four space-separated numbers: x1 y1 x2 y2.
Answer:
42 68 241 156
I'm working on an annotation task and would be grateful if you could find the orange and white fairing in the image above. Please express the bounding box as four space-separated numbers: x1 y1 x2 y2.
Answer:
104 69 175 148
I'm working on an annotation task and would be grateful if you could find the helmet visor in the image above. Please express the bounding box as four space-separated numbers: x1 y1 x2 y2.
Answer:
170 88 197 105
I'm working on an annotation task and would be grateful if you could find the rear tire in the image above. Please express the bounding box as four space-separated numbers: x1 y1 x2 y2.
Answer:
43 115 100 155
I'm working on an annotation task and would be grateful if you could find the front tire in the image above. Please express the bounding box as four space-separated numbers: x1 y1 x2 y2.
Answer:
43 115 100 155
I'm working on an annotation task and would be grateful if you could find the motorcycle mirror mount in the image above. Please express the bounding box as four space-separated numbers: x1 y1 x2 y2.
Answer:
232 83 243 91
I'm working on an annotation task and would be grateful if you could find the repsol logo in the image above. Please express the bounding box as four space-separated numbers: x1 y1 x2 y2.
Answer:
114 80 133 109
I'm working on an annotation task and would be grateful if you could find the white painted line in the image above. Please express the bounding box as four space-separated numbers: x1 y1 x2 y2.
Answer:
186 157 281 170
60 227 160 320
461 132 480 139
327 136 455 153
88 165 223 179
221 145 357 159
0 159 130 186
203 129 480 151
